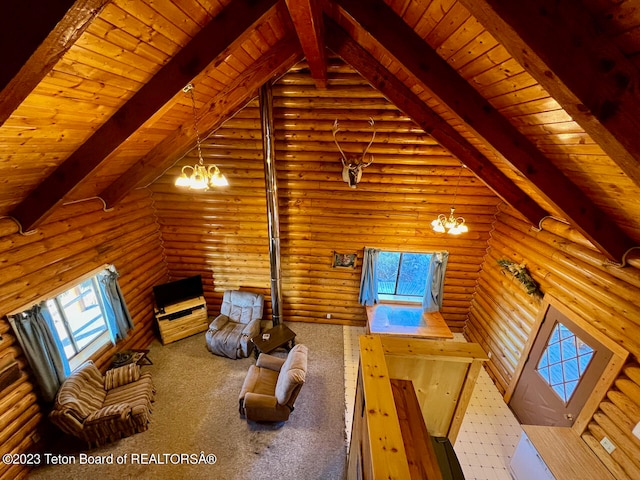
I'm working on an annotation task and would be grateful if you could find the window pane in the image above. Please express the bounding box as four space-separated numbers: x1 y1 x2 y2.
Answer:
377 252 401 294
536 323 594 404
58 279 108 353
46 300 76 359
396 253 431 296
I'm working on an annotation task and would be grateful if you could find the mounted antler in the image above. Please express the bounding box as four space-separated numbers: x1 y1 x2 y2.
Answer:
332 118 376 188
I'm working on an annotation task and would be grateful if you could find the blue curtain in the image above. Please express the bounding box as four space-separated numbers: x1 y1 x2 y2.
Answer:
98 266 134 343
423 252 449 312
9 303 70 402
359 247 381 306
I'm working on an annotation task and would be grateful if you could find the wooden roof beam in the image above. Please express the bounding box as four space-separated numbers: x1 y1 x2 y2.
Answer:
336 0 637 263
284 0 328 88
325 18 547 227
0 0 107 127
8 0 279 232
458 0 640 189
100 35 303 207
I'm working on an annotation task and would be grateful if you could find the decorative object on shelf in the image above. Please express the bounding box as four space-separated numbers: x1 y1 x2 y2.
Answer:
497 258 542 297
175 83 228 190
332 251 358 269
432 163 468 235
332 117 376 188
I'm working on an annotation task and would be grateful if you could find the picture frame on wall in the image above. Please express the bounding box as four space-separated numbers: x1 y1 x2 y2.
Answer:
332 252 357 269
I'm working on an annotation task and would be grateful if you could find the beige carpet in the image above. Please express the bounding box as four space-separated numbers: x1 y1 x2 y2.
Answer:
29 322 347 480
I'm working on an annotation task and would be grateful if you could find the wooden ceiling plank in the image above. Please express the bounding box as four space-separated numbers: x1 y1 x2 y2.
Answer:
0 0 108 127
284 0 328 88
336 0 637 263
99 35 303 207
8 0 279 232
458 0 640 189
325 18 547 227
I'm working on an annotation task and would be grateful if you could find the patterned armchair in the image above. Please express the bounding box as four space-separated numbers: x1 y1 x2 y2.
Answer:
206 290 264 359
49 361 154 447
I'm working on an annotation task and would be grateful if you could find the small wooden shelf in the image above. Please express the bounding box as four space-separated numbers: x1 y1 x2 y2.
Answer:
154 296 208 345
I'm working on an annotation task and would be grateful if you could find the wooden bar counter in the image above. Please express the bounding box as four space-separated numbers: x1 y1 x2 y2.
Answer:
366 304 454 339
348 335 488 479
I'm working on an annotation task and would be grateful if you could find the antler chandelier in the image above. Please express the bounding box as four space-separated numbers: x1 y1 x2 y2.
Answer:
175 83 228 190
432 164 468 235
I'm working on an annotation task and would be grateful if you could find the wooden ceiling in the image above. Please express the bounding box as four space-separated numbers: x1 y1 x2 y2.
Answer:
1 0 639 263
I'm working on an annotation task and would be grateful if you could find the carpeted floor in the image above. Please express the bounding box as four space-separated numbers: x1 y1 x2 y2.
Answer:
29 322 347 480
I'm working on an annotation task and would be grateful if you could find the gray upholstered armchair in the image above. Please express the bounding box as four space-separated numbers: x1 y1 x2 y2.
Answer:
205 290 264 359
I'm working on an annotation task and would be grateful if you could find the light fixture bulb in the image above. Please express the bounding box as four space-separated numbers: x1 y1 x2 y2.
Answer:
190 168 208 190
209 166 229 187
175 172 190 187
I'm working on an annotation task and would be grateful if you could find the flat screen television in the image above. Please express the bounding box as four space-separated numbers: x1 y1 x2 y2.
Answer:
153 275 204 310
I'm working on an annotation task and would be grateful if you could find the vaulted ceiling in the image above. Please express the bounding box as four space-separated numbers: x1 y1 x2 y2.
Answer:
1 0 639 263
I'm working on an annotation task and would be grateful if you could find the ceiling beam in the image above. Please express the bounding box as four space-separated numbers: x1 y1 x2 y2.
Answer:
8 0 278 232
458 0 640 189
336 0 637 263
0 0 107 126
100 36 303 207
325 18 547 226
284 0 328 88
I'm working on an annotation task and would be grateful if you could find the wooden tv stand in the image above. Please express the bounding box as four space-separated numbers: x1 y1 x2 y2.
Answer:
154 296 208 345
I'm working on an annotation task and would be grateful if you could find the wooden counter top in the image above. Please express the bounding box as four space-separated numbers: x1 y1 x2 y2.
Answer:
366 304 454 339
522 425 615 480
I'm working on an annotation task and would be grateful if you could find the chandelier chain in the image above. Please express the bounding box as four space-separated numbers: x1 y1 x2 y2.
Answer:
175 83 228 189
431 162 468 235
185 84 205 165
452 162 463 207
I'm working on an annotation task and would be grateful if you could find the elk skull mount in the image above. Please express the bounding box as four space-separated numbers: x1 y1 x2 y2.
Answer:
332 118 376 188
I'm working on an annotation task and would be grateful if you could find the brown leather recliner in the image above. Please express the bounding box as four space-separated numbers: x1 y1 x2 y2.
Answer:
239 344 308 422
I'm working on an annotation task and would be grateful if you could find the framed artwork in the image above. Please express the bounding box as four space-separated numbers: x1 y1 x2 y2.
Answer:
333 252 357 269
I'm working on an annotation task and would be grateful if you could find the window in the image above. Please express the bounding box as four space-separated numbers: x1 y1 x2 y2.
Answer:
377 251 432 302
359 248 447 310
46 276 111 366
9 265 132 401
536 323 595 404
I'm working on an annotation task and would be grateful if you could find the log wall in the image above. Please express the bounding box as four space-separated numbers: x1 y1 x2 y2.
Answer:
151 62 501 330
0 190 167 480
467 206 640 479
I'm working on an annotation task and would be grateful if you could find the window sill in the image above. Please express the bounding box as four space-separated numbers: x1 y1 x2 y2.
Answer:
69 331 112 372
378 295 421 305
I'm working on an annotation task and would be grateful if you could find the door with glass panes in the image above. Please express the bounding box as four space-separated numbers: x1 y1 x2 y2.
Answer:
510 305 612 426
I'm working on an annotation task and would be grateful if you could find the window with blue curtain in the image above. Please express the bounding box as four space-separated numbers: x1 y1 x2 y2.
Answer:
9 265 133 400
359 249 448 311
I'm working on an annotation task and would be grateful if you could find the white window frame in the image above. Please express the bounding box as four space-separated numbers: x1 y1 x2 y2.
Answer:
46 273 114 371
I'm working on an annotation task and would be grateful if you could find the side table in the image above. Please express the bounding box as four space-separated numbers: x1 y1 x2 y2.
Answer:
251 324 296 359
110 349 152 369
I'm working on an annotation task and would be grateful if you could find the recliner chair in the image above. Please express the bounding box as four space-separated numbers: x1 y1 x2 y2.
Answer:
238 344 308 422
205 290 264 359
